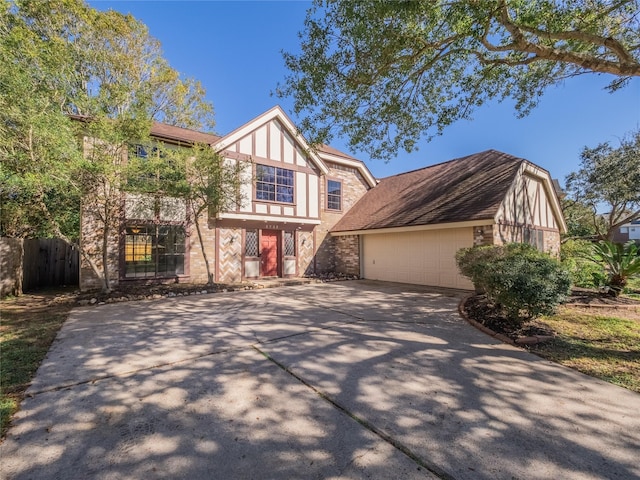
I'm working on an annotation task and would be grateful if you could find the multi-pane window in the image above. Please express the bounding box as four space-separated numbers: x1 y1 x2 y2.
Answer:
524 227 545 252
124 225 185 278
128 143 184 193
284 231 295 257
327 180 342 210
245 230 259 257
256 165 294 203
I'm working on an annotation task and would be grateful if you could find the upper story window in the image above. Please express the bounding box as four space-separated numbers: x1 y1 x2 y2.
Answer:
256 165 294 203
327 180 342 211
127 143 185 193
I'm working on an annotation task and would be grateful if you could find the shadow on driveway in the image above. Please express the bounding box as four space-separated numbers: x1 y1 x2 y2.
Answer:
1 280 638 480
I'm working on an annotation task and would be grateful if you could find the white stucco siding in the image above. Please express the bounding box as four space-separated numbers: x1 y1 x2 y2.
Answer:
214 108 333 224
496 174 558 229
269 121 282 161
362 228 474 290
308 176 319 218
255 125 267 158
283 131 295 164
296 147 309 168
238 136 252 156
124 193 156 220
296 172 307 217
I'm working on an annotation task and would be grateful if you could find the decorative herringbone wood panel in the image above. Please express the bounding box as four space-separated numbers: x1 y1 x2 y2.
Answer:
298 231 315 276
218 228 242 283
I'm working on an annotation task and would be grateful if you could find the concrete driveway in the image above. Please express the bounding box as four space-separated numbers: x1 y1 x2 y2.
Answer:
1 280 639 480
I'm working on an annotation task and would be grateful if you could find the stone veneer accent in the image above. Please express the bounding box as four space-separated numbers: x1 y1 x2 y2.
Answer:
473 225 495 247
543 229 561 257
315 163 370 273
217 227 243 283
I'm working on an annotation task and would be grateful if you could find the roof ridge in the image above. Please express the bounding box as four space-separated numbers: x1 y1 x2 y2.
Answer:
152 120 219 137
378 149 521 181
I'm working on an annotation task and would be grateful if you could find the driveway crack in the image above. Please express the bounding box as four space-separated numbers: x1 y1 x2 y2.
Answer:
252 345 458 480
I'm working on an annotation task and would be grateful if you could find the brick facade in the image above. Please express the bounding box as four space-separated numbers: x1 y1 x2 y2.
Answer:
473 225 495 247
76 110 566 291
189 214 216 284
80 200 120 291
333 235 360 276
315 163 369 274
492 223 562 257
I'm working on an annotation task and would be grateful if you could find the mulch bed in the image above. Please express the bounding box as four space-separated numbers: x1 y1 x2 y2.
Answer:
461 288 640 343
564 287 640 306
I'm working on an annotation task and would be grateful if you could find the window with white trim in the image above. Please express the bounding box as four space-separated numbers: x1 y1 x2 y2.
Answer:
256 165 294 203
327 180 342 210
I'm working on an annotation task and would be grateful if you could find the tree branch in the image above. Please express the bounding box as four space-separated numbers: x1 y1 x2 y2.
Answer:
494 0 640 76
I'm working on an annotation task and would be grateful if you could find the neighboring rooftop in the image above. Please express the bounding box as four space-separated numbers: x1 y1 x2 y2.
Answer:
332 150 525 232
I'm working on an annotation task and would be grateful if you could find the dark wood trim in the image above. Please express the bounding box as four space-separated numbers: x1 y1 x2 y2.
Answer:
214 226 220 283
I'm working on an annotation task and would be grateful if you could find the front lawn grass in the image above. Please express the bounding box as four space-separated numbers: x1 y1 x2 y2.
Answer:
0 295 73 438
531 307 640 393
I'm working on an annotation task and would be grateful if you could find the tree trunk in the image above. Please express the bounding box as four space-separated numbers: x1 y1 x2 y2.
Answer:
608 274 626 297
193 204 214 285
101 220 111 293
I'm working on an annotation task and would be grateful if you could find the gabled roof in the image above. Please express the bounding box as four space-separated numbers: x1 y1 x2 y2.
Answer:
69 113 221 145
316 144 378 188
332 150 525 232
212 106 329 175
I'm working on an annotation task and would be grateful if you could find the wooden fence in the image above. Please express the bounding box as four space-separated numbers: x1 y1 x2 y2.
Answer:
22 238 79 291
1 238 79 295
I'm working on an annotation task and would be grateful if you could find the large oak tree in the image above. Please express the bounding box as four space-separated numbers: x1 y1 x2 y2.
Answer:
0 0 227 292
279 0 640 160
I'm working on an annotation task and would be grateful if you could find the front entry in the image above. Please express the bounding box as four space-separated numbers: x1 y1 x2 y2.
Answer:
260 230 279 277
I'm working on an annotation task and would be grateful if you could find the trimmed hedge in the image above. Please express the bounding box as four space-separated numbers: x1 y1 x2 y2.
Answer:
456 243 572 327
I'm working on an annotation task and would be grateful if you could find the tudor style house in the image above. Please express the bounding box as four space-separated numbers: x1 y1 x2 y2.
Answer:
80 106 376 290
80 107 566 291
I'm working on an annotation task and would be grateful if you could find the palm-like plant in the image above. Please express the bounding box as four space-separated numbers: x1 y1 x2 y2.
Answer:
590 241 640 296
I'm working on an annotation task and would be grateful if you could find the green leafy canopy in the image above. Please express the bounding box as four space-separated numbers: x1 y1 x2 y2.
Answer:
1 0 218 292
564 128 640 240
278 0 640 160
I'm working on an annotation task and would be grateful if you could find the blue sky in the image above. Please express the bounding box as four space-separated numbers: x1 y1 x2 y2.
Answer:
89 1 640 185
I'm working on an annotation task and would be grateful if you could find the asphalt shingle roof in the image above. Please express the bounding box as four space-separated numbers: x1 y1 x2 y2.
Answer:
150 122 221 145
331 150 524 232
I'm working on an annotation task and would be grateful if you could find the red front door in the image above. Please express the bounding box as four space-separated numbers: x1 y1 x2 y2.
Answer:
260 230 279 277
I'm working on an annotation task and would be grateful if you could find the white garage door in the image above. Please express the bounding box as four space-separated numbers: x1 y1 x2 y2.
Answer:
362 228 474 289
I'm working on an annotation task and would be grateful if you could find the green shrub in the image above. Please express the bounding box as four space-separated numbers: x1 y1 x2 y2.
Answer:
457 243 572 327
560 239 605 288
588 240 640 296
456 243 542 292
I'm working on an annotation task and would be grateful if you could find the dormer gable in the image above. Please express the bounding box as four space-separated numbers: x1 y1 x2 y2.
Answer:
213 106 329 175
